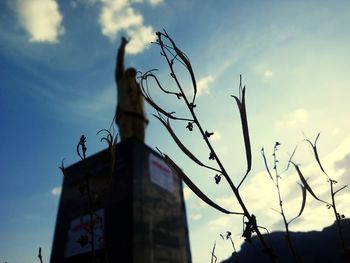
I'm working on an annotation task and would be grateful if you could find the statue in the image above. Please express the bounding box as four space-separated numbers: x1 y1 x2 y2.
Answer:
115 37 148 142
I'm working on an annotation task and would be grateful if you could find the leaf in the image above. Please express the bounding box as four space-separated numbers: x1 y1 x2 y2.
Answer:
155 115 204 167
233 85 252 188
305 133 329 177
168 36 197 103
59 159 67 177
292 162 328 204
214 174 221 184
97 129 117 175
211 241 217 263
142 94 176 120
284 144 298 172
163 154 242 215
261 147 274 182
145 73 180 97
334 185 348 196
288 183 307 225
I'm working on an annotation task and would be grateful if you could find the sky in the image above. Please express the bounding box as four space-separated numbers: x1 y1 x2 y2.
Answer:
0 0 350 262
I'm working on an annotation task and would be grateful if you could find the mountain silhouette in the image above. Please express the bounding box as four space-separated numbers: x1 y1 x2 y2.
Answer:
222 219 350 263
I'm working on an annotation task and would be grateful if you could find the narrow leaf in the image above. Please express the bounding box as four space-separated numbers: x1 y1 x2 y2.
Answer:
284 145 298 172
334 185 348 196
292 162 328 204
261 147 274 182
233 86 252 188
142 94 176 119
168 36 197 103
155 115 204 167
241 87 252 177
305 133 328 177
140 79 192 122
211 241 217 263
288 183 307 225
164 154 242 215
143 73 180 97
59 159 67 177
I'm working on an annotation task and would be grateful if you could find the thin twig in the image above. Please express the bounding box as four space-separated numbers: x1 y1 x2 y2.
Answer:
38 247 43 263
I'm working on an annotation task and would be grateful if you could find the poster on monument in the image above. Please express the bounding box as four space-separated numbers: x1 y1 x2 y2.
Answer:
149 153 174 192
64 209 104 258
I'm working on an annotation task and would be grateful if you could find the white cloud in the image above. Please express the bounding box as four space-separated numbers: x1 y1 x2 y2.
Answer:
274 108 309 128
264 69 273 77
96 0 156 54
189 199 207 210
191 213 202 221
148 0 164 6
51 186 62 196
207 215 232 231
99 0 142 38
210 131 221 142
15 0 64 43
126 26 156 54
332 127 342 136
239 135 350 233
197 75 215 96
216 196 240 212
183 186 192 200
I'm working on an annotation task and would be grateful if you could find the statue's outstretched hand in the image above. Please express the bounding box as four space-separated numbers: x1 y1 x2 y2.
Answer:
121 37 129 47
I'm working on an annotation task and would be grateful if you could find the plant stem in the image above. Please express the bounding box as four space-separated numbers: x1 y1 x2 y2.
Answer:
273 145 300 262
156 32 277 262
330 181 349 259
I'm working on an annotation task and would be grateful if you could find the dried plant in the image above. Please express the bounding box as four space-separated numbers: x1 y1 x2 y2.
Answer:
77 132 117 263
261 143 302 262
59 130 116 263
139 29 276 262
211 242 217 263
220 231 240 263
76 135 96 263
303 133 349 259
97 129 118 178
38 247 43 263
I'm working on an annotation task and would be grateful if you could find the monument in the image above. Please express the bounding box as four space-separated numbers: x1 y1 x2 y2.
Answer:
50 38 192 262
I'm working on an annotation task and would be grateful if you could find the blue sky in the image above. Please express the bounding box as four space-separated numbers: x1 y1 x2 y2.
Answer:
1 0 350 262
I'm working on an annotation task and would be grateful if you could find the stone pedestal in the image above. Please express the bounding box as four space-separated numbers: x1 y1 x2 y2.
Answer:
50 139 192 262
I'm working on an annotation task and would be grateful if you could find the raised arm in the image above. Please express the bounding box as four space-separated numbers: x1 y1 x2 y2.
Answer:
115 37 128 83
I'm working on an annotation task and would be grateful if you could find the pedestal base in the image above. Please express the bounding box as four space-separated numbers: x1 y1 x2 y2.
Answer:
50 138 192 262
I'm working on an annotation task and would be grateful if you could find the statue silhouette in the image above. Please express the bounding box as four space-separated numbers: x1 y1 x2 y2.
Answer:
115 37 148 142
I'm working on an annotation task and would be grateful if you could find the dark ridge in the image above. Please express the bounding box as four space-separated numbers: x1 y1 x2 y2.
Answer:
222 219 350 263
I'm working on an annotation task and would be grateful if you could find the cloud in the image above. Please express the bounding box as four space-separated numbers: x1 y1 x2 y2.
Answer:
238 135 350 233
211 131 221 142
332 127 342 136
191 214 202 221
51 186 62 196
197 75 214 96
335 152 350 185
76 86 115 113
264 69 273 77
97 0 156 54
99 0 142 38
125 26 155 54
148 0 164 6
274 108 309 128
207 215 232 231
15 0 64 43
183 186 192 201
216 196 240 212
